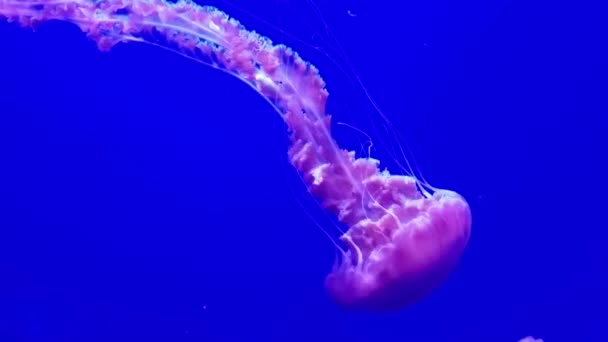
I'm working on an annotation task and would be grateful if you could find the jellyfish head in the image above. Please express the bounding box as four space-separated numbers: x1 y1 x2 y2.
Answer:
325 183 472 311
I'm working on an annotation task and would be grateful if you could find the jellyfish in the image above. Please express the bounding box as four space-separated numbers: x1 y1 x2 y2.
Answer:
0 0 472 311
518 337 544 342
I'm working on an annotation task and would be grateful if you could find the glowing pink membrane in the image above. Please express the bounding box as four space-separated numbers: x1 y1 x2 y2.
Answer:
0 0 471 311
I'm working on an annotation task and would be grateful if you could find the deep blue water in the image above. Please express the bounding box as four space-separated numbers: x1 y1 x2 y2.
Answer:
0 0 605 341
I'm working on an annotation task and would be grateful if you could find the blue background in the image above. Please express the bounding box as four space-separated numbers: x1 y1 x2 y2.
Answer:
1 0 605 341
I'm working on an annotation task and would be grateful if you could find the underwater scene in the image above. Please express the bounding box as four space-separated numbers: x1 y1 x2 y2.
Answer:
0 0 604 341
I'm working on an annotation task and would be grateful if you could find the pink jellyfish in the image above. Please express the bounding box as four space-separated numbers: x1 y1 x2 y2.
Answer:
518 337 544 342
0 0 472 311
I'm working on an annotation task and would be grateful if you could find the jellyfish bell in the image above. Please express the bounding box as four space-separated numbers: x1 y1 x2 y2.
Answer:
325 186 472 311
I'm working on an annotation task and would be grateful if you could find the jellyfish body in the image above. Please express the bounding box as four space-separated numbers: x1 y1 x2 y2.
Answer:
0 0 471 311
325 189 471 310
518 337 544 342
